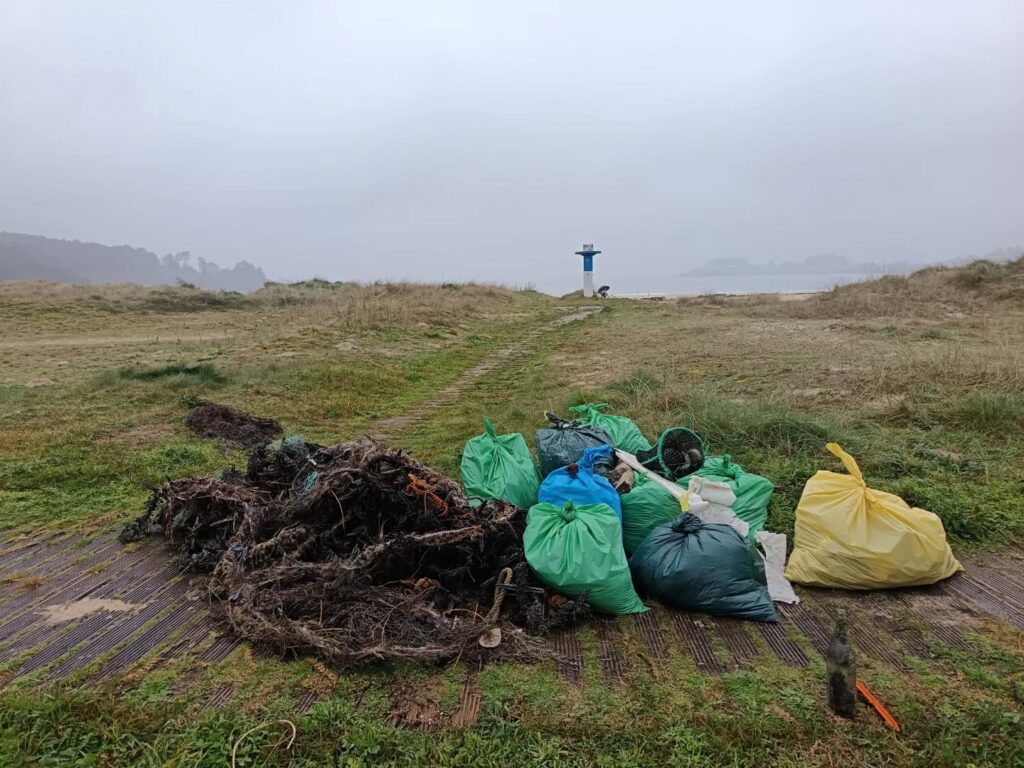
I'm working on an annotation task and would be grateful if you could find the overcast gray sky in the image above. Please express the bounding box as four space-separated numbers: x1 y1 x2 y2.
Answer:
2 1 1022 293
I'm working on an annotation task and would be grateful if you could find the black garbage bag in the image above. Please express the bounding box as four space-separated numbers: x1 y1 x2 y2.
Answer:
635 427 705 480
629 513 778 622
535 413 612 477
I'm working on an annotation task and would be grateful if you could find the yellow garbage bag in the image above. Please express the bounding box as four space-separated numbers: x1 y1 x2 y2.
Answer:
785 443 962 589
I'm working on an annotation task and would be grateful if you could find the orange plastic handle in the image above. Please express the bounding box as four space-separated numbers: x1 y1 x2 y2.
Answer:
857 680 900 732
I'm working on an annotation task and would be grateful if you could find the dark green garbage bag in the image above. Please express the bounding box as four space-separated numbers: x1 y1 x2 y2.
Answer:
630 513 778 622
460 418 540 509
621 472 683 556
524 500 647 615
535 414 612 477
568 402 652 454
694 455 773 536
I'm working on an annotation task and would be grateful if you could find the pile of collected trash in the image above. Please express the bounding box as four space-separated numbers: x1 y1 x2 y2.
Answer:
126 400 962 668
463 403 963 624
464 404 788 622
121 436 590 666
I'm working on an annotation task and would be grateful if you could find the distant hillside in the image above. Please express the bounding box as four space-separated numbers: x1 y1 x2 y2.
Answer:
681 248 1023 277
693 254 1024 321
0 232 266 292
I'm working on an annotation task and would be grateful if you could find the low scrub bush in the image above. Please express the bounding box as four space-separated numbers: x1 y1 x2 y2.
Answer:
947 392 1024 434
118 363 226 385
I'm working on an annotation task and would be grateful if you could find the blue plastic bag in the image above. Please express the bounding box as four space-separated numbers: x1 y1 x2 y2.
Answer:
538 444 622 520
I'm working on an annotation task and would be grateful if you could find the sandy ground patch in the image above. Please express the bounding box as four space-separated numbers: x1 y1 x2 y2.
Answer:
42 597 142 625
0 331 234 349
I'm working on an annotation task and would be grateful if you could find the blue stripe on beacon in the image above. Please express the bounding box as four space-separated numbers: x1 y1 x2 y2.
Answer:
574 243 601 298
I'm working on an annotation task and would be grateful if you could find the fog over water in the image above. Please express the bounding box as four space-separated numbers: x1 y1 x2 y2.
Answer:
2 2 1022 294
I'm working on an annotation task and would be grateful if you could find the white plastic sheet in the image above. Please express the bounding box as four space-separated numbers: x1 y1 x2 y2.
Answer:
756 531 800 604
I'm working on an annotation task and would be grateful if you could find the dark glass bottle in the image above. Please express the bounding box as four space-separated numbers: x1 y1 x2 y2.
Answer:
826 608 857 718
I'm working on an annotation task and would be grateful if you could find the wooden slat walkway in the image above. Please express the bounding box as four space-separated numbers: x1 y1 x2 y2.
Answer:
1 530 1022 720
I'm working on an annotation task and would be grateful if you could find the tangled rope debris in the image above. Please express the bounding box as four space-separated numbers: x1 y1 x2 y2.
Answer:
121 437 589 667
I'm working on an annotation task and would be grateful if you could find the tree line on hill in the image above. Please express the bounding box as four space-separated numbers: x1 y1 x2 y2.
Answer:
0 232 266 292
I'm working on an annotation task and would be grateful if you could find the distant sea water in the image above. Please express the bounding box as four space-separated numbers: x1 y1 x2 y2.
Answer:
549 272 876 297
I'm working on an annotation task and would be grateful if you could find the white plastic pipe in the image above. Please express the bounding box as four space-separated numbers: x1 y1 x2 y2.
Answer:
614 450 685 501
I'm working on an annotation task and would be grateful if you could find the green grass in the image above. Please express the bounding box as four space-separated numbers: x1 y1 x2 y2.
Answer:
946 391 1024 434
1 636 1021 767
116 363 227 385
2 280 1024 766
402 343 1024 546
0 310 556 530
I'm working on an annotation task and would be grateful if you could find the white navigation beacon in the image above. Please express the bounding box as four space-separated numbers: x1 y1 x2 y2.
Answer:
575 243 601 298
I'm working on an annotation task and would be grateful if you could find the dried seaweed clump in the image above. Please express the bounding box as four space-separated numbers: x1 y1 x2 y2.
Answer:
121 437 589 666
185 400 283 448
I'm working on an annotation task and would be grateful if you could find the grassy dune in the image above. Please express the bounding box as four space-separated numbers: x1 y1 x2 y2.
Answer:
1 264 1023 766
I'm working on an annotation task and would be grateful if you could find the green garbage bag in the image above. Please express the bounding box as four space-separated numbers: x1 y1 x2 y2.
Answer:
460 418 539 509
694 455 773 536
630 513 778 622
568 403 652 454
524 500 647 615
621 472 683 556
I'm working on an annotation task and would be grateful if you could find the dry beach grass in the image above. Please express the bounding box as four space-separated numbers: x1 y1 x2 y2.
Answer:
0 263 1022 766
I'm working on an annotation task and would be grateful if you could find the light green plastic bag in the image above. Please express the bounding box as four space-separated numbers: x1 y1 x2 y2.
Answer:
524 500 647 615
694 455 774 536
460 418 539 509
568 403 652 454
621 472 684 555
